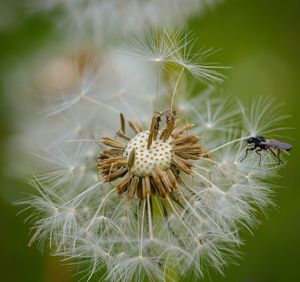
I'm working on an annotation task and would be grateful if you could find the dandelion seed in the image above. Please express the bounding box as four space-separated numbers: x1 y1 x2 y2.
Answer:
122 29 227 86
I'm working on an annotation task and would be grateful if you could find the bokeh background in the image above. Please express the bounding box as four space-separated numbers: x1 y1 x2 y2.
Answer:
0 0 299 281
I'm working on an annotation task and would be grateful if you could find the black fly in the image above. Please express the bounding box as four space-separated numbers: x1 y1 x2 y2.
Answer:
240 136 292 165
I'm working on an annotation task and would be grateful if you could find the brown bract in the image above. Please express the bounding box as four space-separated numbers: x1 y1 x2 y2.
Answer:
97 111 208 199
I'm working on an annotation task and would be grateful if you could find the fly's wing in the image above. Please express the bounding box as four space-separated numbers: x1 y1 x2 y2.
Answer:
264 139 292 151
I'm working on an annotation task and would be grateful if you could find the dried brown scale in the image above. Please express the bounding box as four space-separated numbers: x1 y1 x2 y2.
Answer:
120 113 126 133
152 167 167 198
170 166 183 185
154 165 169 192
171 144 203 152
129 120 143 134
175 152 201 160
116 173 132 194
128 176 139 199
142 176 151 198
106 167 127 182
172 124 193 138
117 130 131 141
100 138 127 148
159 129 168 141
137 180 143 199
100 156 127 166
106 163 115 181
171 135 201 145
101 162 127 173
174 119 180 128
141 182 147 199
147 112 163 149
159 170 173 193
128 148 136 169
101 165 115 173
98 153 109 160
141 179 147 199
180 150 204 156
102 149 124 155
163 110 176 141
166 169 178 190
172 156 192 174
150 178 157 195
101 164 119 172
153 113 163 140
97 112 208 199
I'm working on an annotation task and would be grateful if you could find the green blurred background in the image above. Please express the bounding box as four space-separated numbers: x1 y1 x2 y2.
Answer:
0 0 299 281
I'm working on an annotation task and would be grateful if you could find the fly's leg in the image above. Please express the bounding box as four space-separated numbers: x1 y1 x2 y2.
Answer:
255 148 263 166
276 149 284 164
240 147 255 162
269 148 284 165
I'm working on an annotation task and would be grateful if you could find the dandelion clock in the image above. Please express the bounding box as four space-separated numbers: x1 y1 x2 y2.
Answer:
18 30 291 282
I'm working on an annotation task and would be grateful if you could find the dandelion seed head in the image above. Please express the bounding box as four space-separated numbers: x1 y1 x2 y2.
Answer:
15 28 291 282
98 110 206 199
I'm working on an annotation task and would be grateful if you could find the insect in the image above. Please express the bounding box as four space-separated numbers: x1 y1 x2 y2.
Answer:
240 136 292 165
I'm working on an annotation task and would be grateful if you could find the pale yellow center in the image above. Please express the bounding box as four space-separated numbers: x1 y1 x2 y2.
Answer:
124 131 173 177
